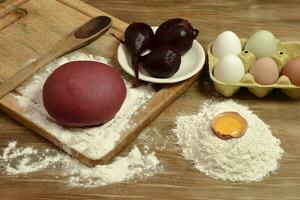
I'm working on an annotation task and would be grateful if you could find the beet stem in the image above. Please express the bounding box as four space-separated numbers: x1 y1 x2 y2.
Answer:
131 55 140 87
193 29 199 38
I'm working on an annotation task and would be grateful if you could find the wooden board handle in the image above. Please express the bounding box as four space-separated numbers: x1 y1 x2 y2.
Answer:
0 8 27 30
0 0 28 17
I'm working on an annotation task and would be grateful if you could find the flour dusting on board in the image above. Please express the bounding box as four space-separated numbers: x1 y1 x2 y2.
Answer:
0 141 162 187
14 52 155 160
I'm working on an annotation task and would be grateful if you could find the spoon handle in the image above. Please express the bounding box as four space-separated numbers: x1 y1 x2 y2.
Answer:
0 16 112 99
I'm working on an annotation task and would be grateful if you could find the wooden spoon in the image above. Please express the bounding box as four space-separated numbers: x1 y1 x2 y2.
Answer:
0 15 112 99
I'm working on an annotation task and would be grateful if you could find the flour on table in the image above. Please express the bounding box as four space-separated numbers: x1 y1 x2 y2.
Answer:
14 51 155 160
173 100 284 182
137 127 174 152
0 141 162 187
0 141 61 175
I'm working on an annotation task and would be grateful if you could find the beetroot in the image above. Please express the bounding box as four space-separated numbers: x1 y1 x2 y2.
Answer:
154 18 199 55
141 45 181 78
43 61 126 127
124 23 154 84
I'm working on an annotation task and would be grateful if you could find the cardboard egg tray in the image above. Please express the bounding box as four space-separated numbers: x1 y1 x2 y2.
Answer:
207 39 300 99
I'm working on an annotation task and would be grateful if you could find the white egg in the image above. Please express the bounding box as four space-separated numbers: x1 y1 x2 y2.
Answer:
214 55 245 83
212 31 242 58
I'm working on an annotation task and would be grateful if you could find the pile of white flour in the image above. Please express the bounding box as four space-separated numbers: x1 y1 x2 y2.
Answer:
0 141 162 187
14 52 155 160
173 100 284 182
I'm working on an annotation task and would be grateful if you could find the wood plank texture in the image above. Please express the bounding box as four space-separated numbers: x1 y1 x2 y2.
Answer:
1 0 300 199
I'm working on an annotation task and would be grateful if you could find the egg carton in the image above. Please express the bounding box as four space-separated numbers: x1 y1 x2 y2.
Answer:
208 39 300 99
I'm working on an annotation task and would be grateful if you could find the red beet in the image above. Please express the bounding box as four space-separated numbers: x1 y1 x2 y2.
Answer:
43 61 126 127
141 45 181 78
154 18 199 55
124 23 154 84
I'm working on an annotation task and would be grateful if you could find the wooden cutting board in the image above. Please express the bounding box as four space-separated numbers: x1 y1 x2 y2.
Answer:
0 0 199 166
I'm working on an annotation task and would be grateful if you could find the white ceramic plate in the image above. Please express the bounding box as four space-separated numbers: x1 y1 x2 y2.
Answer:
117 27 205 84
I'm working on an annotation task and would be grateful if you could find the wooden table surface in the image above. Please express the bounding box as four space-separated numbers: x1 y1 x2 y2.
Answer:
1 0 300 199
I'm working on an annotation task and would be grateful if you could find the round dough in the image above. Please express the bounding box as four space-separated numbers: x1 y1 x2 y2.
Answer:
43 61 126 127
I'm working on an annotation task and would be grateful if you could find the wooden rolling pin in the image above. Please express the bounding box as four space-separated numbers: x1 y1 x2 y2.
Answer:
0 15 112 99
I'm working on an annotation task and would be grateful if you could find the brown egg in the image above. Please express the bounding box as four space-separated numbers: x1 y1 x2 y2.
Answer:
281 56 300 86
249 57 279 85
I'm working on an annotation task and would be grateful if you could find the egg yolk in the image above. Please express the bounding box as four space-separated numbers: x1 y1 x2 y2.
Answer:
211 112 247 140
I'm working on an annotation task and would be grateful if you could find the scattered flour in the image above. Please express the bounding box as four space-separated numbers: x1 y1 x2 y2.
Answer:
0 141 61 175
13 51 155 160
173 100 284 182
137 127 174 152
0 141 162 187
